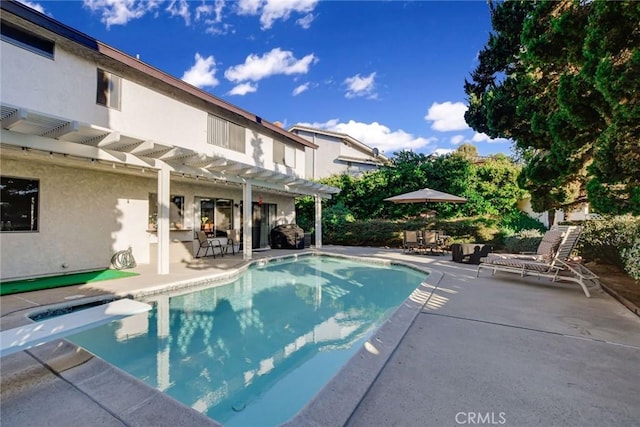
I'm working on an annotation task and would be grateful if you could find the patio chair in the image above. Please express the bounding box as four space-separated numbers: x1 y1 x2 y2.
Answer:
421 230 444 255
225 229 240 255
435 230 450 253
403 230 423 253
477 226 598 297
195 230 223 258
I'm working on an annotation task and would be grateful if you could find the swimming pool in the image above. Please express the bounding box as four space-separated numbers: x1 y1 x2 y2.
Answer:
66 255 427 425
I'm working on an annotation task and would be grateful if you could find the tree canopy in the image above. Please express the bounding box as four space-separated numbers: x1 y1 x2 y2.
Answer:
465 0 640 215
296 149 528 232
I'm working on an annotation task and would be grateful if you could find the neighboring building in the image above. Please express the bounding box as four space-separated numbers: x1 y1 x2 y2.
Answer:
518 198 597 228
288 125 389 179
0 1 338 280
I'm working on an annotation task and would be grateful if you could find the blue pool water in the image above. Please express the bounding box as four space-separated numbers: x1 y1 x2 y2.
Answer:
67 255 426 425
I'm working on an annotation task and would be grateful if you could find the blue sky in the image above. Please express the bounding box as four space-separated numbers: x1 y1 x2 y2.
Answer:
22 0 511 158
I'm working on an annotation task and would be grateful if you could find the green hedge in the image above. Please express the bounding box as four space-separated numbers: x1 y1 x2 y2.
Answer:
323 216 510 248
577 215 640 281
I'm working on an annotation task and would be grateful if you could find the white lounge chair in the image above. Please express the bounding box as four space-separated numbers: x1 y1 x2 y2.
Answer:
477 226 599 297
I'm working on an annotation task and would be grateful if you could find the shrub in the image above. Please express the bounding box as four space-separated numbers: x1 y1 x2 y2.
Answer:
621 237 640 282
503 229 544 253
322 216 508 247
577 215 640 268
498 210 546 233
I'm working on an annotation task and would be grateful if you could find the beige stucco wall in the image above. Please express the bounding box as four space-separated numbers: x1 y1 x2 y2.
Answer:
1 39 307 178
0 157 154 279
0 156 297 280
0 42 114 132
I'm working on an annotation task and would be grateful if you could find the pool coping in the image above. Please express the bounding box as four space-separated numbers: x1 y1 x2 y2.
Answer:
284 254 442 427
1 251 442 426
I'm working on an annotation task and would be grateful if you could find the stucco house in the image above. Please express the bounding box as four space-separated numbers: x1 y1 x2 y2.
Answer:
0 1 338 280
288 125 389 179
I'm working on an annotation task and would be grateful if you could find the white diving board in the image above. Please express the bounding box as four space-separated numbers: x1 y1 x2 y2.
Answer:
0 299 151 358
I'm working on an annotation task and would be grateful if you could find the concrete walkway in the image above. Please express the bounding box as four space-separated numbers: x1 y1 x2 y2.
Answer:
1 246 639 426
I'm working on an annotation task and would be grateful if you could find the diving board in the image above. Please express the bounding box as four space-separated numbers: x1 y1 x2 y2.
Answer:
0 299 151 358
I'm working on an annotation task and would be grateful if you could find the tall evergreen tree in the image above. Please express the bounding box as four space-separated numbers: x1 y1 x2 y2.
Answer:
465 0 640 214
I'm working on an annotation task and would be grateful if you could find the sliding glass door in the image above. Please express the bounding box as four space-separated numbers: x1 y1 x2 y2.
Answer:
252 202 276 249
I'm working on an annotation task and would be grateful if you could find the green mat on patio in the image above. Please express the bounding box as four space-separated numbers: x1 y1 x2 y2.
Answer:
0 269 139 296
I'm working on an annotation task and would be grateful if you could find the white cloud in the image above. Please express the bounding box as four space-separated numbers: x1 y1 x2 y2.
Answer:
260 0 318 29
224 48 317 83
432 148 456 156
166 0 191 25
205 22 234 35
195 3 213 20
83 0 162 28
297 119 435 154
344 72 377 99
300 118 340 129
450 135 468 145
201 0 232 34
292 83 310 96
181 53 219 88
228 82 258 96
296 13 315 29
235 0 318 29
424 101 469 132
471 132 511 144
237 0 261 15
84 0 223 30
17 0 45 13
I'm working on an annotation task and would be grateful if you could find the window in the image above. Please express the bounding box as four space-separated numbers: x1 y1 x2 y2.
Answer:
97 69 121 110
1 176 39 232
148 193 185 230
1 22 54 59
273 140 296 167
197 197 232 237
228 121 245 153
207 114 245 153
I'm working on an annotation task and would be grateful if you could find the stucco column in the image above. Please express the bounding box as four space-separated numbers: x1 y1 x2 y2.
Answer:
157 163 170 274
156 295 170 390
315 194 322 249
243 180 252 260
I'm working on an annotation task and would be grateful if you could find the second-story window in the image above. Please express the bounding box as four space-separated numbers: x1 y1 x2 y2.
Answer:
96 69 121 110
0 22 54 59
207 114 245 153
273 140 296 167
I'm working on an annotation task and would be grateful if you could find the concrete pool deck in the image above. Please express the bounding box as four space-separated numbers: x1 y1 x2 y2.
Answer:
1 246 639 426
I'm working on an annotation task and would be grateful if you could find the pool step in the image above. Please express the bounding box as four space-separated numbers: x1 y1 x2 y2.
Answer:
0 299 151 358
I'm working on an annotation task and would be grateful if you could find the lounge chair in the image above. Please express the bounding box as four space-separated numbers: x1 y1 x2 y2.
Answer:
477 226 599 297
195 230 223 258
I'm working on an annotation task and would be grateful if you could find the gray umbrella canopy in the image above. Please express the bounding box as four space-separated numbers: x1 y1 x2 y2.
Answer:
384 188 467 204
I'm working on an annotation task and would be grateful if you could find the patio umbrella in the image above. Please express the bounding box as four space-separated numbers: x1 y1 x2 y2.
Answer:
384 187 467 204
